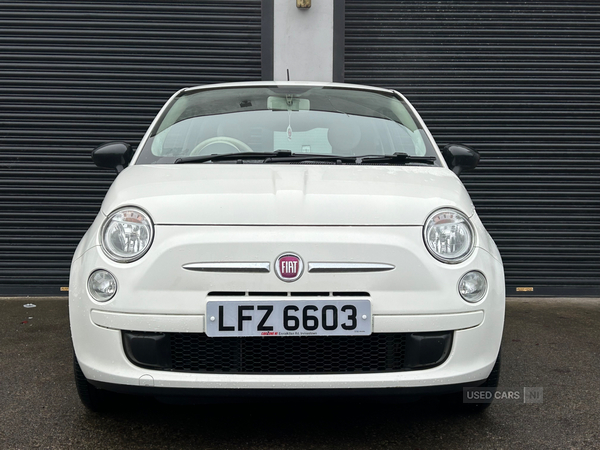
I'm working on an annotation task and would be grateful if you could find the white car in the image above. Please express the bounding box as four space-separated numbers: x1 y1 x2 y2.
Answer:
70 81 505 412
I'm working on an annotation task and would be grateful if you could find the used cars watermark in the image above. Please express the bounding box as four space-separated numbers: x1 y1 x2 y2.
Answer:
464 387 544 404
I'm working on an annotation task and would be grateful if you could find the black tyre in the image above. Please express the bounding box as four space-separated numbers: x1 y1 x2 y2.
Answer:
73 353 116 412
443 351 501 413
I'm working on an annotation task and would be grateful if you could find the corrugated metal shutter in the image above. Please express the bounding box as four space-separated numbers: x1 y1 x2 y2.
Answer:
344 1 600 296
0 1 262 295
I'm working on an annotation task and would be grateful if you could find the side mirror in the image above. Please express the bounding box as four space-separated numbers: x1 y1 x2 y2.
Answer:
440 144 480 176
92 142 134 173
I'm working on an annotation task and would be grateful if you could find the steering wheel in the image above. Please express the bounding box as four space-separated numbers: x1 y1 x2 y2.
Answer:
189 137 253 156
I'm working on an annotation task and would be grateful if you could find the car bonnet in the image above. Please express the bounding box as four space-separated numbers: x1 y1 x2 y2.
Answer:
100 164 475 226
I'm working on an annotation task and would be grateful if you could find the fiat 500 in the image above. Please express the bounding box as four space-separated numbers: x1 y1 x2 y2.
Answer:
70 81 504 412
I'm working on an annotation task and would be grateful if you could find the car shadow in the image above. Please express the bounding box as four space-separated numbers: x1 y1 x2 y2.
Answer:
74 394 502 449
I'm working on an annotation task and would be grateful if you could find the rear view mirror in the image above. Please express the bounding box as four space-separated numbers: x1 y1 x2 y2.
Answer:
441 144 480 176
267 96 310 111
92 142 134 174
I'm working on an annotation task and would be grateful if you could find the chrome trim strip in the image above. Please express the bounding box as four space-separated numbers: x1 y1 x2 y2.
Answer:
307 263 395 273
182 262 270 273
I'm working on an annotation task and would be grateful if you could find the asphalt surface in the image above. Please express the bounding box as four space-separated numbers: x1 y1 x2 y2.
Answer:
0 297 599 450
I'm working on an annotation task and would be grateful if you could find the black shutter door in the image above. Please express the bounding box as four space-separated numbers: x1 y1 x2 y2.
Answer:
0 1 262 295
345 1 600 296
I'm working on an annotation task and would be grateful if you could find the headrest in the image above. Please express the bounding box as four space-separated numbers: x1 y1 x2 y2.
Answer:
327 121 361 154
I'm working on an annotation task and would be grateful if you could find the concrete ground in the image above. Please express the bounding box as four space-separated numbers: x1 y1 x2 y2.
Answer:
0 297 598 450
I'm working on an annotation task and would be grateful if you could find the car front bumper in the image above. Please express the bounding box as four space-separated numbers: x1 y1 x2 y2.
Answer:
70 225 505 392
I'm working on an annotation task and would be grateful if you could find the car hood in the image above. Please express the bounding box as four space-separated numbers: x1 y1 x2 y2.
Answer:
100 164 474 226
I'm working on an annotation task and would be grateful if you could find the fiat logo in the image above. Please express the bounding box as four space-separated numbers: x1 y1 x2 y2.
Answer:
275 253 304 282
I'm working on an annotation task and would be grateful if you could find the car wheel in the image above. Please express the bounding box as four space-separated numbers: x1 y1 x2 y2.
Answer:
73 353 116 412
443 350 501 413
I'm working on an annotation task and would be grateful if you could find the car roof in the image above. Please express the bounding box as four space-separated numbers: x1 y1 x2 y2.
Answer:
182 81 396 95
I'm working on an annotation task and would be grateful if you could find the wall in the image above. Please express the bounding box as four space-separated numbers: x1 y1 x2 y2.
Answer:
273 0 334 82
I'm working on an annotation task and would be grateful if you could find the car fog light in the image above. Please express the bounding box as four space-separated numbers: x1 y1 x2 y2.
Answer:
87 270 117 302
458 271 487 303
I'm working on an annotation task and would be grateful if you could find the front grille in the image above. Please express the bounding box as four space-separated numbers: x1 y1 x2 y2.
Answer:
122 331 453 374
170 333 406 374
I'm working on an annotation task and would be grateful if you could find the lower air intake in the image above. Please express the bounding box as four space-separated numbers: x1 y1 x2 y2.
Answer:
122 331 452 374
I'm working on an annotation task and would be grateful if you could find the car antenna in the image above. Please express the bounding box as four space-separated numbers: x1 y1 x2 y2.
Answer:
287 69 290 81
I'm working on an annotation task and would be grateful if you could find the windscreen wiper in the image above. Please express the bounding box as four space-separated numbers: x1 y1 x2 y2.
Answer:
265 152 436 165
174 150 436 165
174 150 294 164
353 153 436 165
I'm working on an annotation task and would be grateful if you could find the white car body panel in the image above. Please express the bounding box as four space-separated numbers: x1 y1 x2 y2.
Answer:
99 165 474 226
70 81 505 397
71 222 504 389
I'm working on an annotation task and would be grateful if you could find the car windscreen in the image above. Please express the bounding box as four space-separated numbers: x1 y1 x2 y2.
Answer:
135 85 440 165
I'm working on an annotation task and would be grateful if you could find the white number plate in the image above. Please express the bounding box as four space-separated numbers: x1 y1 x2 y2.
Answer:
205 300 372 337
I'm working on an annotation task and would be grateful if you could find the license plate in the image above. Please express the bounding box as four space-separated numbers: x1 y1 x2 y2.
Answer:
205 300 371 337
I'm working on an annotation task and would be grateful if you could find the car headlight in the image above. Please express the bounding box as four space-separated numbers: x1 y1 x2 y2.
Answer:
101 207 154 262
424 208 474 263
